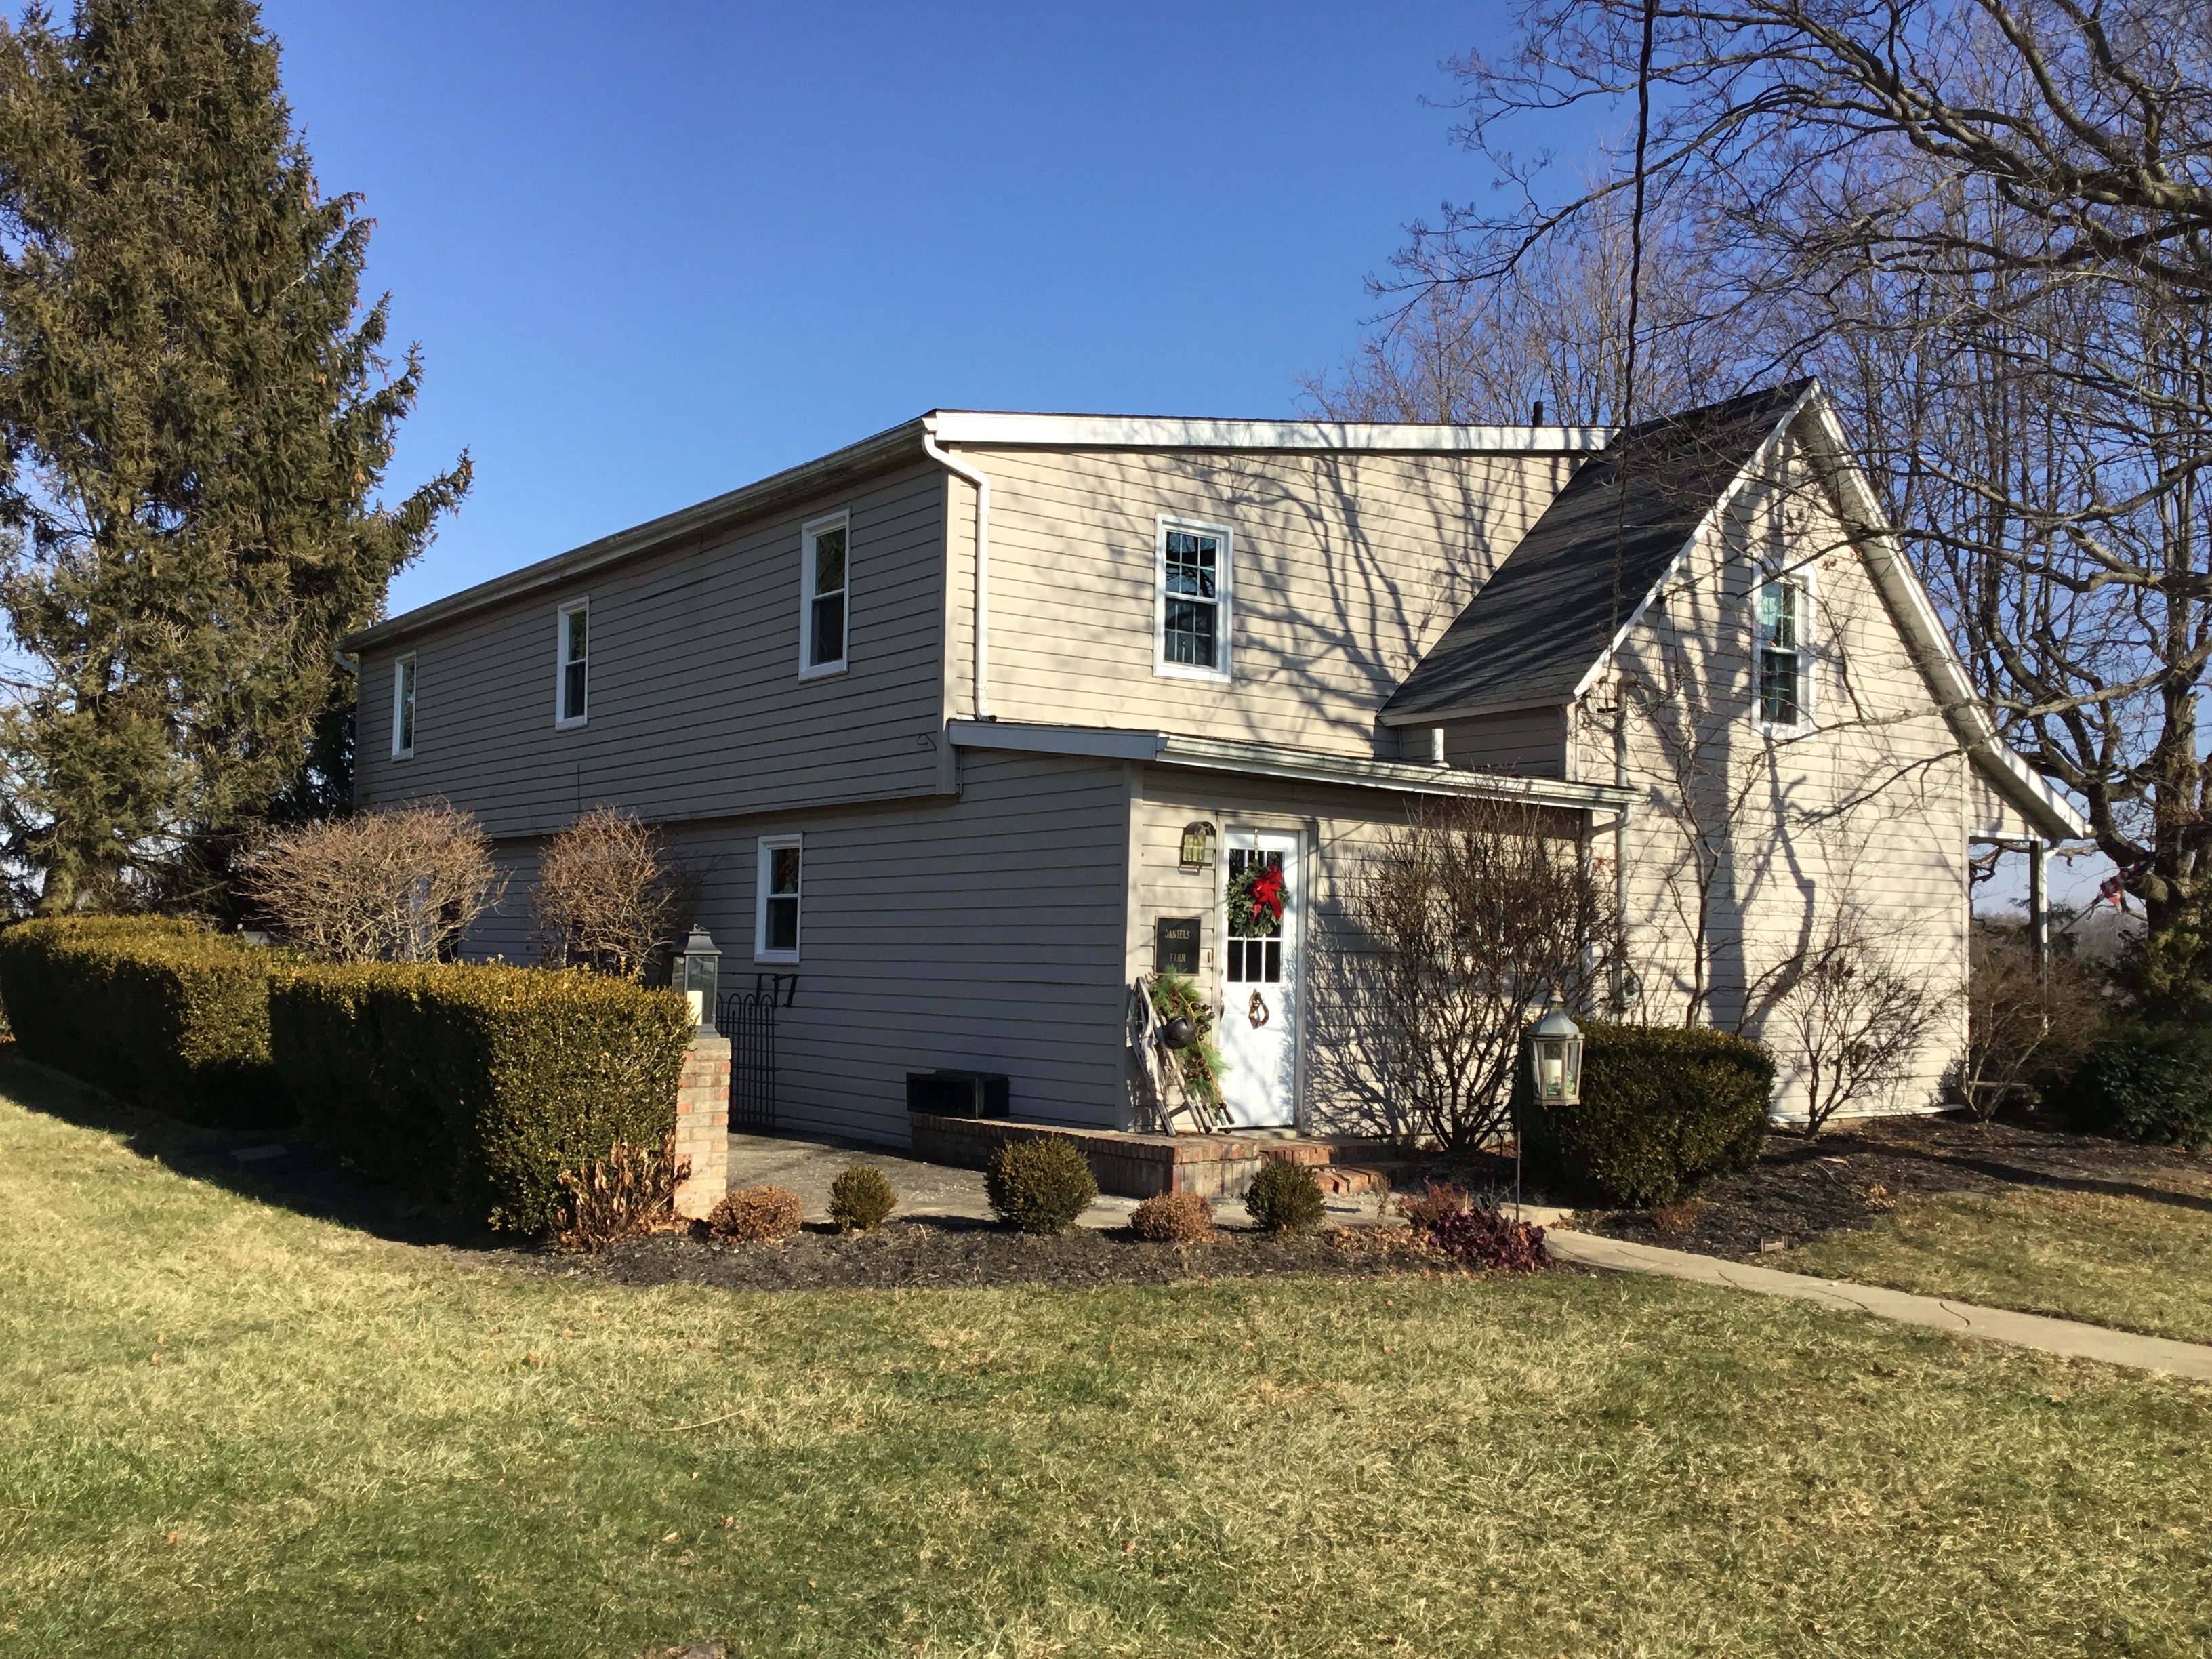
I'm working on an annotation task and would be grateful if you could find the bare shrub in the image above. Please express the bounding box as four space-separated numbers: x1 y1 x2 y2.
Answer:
1960 924 2104 1121
1129 1190 1214 1243
244 803 504 963
531 806 684 980
1316 796 1618 1152
1772 918 1951 1137
705 1185 804 1244
552 1134 690 1254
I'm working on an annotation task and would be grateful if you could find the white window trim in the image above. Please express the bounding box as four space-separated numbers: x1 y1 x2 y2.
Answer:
1750 567 1816 737
390 653 417 760
797 510 851 680
1153 514 1234 683
554 598 590 729
756 834 803 962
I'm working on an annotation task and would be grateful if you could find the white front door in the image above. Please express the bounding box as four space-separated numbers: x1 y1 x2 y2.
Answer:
1217 830 1299 1128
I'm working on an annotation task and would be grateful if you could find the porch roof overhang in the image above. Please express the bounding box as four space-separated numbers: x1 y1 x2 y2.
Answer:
944 718 1635 813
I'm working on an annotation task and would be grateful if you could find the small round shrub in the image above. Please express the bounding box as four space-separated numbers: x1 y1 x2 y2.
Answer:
1130 1189 1214 1242
2074 1021 2212 1151
1244 1160 1326 1231
828 1164 898 1231
985 1137 1097 1233
705 1184 804 1242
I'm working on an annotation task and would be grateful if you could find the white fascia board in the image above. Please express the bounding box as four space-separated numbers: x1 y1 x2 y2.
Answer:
945 719 1633 811
1568 381 1823 704
1799 394 2089 843
926 411 1612 454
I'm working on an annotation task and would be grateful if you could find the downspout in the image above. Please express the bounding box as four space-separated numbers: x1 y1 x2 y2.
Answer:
1612 691 1633 1013
921 424 992 720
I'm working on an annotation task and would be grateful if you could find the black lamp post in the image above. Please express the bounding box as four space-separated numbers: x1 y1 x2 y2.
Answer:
674 925 720 1033
1516 991 1584 1211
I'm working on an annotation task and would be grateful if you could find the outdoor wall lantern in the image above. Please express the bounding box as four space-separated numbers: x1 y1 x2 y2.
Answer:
675 925 720 1033
1526 991 1584 1107
1179 821 1217 869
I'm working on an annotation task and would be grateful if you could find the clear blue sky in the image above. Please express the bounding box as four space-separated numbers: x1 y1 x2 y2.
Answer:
260 2 2095 912
259 1 1555 616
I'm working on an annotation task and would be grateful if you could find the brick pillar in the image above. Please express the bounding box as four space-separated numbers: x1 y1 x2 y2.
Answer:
672 1031 731 1221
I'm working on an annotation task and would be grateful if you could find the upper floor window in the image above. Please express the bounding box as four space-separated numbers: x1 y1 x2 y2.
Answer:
391 653 417 759
800 513 848 677
756 834 802 962
1155 516 1232 682
556 599 589 726
1756 575 1809 729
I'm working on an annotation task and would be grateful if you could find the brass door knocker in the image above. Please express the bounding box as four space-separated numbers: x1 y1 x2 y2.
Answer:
1248 989 1270 1027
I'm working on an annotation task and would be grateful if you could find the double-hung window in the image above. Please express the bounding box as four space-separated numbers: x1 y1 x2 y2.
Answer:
800 513 848 676
555 599 590 726
1756 575 1809 729
1155 516 1232 680
391 653 417 759
756 835 802 962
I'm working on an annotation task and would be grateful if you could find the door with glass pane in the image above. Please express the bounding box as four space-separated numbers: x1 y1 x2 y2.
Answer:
1218 830 1299 1128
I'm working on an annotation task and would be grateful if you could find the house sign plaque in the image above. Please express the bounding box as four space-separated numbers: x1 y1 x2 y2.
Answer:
1153 916 1201 975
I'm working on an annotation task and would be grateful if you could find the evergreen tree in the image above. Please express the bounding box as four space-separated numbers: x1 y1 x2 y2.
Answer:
0 0 468 914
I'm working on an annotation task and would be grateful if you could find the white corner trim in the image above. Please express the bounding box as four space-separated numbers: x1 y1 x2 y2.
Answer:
925 411 1613 453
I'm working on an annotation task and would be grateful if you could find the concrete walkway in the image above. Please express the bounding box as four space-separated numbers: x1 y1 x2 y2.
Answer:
1548 1228 2212 1381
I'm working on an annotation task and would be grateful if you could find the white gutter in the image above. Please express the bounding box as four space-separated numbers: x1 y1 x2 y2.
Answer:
922 421 991 721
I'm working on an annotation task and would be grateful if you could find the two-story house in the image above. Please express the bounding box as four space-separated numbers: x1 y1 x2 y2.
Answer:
343 380 2081 1146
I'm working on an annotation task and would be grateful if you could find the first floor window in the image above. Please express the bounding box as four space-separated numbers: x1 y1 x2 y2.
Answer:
1757 577 1806 726
1157 518 1231 678
556 599 589 724
800 515 848 674
757 835 802 960
392 653 417 758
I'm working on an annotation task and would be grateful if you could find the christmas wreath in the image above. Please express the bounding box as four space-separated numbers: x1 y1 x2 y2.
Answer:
1227 859 1285 938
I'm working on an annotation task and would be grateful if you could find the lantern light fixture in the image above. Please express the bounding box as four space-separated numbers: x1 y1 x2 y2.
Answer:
1527 991 1584 1107
1178 821 1217 869
674 925 720 1033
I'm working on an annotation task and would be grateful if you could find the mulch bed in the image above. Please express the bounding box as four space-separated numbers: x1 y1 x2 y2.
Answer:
1569 1111 2212 1261
556 1216 1452 1294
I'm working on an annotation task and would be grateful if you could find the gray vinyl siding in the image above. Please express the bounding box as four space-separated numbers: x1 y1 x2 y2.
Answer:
353 458 949 839
456 750 1134 1147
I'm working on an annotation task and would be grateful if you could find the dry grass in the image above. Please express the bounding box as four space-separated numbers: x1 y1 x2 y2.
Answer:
1 1065 2208 1657
1782 1181 2212 1346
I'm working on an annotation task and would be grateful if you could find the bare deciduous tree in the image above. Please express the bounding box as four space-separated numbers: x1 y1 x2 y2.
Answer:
1960 922 2105 1118
1772 903 1954 1136
1314 796 1618 1151
530 806 683 981
1427 0 2212 1006
245 802 504 964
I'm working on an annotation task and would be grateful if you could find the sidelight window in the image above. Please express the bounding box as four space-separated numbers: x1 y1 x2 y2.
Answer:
800 513 848 676
555 599 589 726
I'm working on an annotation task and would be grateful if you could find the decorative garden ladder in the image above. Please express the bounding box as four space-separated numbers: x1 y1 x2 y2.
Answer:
1128 975 1221 1135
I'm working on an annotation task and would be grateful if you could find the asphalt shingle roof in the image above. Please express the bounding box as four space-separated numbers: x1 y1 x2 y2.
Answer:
1381 380 1814 723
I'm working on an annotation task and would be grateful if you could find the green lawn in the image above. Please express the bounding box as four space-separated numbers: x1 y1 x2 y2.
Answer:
1781 1181 2212 1347
2 1066 2208 1658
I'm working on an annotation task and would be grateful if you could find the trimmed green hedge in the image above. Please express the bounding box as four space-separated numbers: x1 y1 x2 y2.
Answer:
0 917 289 1128
270 962 694 1233
1517 1021 1775 1206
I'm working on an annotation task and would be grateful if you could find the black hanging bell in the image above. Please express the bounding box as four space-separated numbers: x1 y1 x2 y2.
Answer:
1160 1015 1197 1050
